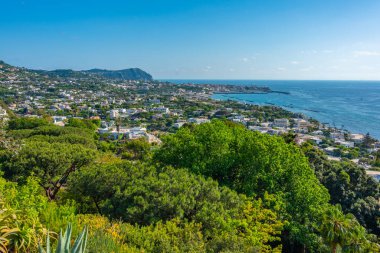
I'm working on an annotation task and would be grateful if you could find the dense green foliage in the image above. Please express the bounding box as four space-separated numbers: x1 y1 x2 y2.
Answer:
117 138 152 160
4 141 96 200
65 118 100 131
154 120 379 251
302 143 380 235
0 117 378 252
154 120 329 247
0 176 77 252
67 162 283 252
1 123 98 200
7 117 51 130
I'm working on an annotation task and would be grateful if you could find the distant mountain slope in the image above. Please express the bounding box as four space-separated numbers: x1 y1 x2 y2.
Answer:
35 68 153 81
85 68 153 81
36 69 89 78
0 60 153 81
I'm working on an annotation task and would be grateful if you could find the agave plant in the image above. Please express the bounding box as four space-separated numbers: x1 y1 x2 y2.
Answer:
39 224 88 253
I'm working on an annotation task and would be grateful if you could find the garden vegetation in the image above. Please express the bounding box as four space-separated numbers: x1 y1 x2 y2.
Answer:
0 118 379 252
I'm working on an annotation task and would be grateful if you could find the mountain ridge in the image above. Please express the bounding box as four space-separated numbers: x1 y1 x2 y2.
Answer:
0 60 153 81
84 68 153 81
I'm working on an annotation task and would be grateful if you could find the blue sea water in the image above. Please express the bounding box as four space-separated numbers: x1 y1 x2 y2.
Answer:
164 80 380 139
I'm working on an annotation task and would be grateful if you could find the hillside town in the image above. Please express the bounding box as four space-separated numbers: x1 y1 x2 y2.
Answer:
1 60 380 180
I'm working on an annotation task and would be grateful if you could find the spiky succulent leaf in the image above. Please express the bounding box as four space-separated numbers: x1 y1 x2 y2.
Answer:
39 224 88 253
71 226 88 253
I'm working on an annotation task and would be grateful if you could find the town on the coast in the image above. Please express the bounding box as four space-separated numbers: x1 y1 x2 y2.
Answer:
1 60 379 180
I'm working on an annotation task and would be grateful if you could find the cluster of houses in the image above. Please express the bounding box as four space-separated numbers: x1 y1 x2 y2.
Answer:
50 115 161 144
98 125 161 144
2 62 379 180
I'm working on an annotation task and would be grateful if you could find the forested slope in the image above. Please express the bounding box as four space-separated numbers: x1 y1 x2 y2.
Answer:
0 118 379 252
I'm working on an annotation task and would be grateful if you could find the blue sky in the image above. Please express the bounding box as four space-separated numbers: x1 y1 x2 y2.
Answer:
1 0 380 80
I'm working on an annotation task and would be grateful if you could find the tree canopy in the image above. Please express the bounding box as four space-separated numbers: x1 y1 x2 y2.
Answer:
302 143 380 235
67 162 284 252
154 120 331 247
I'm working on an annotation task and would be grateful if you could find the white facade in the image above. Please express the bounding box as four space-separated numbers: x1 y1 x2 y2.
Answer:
335 140 355 148
151 107 170 114
274 118 289 128
110 109 119 119
188 118 210 124
350 133 365 144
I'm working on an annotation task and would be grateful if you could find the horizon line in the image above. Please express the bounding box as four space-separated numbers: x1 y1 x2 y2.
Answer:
158 78 380 82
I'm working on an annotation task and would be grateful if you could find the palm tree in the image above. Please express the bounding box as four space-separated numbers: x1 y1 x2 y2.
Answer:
319 205 353 253
342 224 368 253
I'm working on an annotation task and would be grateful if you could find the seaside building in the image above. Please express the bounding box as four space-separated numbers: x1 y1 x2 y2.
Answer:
335 140 355 148
273 118 289 128
350 133 365 144
312 130 324 136
330 132 345 141
295 135 322 145
295 119 309 129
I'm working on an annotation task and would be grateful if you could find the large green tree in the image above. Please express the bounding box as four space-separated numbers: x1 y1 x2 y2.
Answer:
154 120 330 249
3 141 96 200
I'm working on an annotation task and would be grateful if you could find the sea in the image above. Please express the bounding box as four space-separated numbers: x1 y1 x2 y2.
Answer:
163 80 380 140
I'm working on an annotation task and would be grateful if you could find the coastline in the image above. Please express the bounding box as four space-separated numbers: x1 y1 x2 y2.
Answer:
210 92 379 142
165 79 380 140
213 90 290 95
173 80 379 143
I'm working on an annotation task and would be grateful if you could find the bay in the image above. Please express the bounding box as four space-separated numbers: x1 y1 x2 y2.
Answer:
164 80 380 139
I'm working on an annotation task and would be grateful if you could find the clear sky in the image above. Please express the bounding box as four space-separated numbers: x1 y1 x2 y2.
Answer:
1 0 380 80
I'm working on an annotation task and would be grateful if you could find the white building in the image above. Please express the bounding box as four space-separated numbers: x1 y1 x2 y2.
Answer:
260 122 272 127
294 119 309 129
330 132 345 141
350 134 365 144
248 125 270 134
274 118 289 128
110 109 119 119
151 107 170 114
309 136 323 145
312 130 324 136
52 116 67 126
335 140 355 148
188 118 210 124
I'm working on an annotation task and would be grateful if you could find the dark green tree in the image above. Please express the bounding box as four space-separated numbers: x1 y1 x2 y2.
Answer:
302 143 380 235
4 141 97 200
